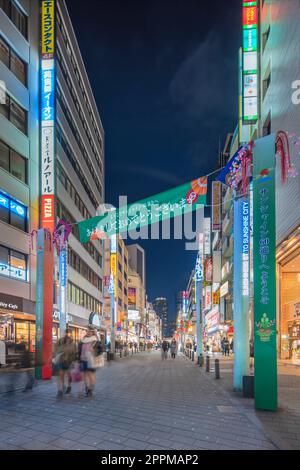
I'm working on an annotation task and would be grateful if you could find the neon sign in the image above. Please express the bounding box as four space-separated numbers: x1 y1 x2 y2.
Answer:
242 1 258 123
0 192 26 219
242 200 250 296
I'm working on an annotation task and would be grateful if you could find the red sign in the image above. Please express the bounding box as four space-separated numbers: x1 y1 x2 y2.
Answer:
243 6 257 28
41 195 55 231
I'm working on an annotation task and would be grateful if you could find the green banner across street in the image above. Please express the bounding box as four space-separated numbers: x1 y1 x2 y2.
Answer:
78 177 207 243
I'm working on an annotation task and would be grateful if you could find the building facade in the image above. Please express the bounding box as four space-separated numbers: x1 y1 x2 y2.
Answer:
0 0 105 356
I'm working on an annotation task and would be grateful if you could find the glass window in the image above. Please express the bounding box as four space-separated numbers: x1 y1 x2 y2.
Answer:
10 150 26 182
0 0 11 17
0 36 9 67
10 50 26 85
11 1 27 39
0 192 9 223
0 93 9 120
0 140 9 172
10 249 26 281
10 203 26 231
10 98 27 134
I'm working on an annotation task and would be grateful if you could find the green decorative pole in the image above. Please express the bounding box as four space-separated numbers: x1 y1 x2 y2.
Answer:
253 134 277 411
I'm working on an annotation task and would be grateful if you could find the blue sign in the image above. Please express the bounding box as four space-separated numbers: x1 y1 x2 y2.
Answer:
0 263 26 281
0 194 9 210
195 253 203 282
41 60 55 124
0 192 26 219
59 249 67 288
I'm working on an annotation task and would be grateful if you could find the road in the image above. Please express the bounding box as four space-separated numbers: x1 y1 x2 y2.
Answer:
0 351 279 450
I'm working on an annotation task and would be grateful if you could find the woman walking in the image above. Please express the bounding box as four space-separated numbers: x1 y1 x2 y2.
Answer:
170 339 177 359
78 326 100 397
54 328 77 398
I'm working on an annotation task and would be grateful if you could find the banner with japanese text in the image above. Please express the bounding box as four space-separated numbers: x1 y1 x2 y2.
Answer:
253 134 277 411
78 177 207 243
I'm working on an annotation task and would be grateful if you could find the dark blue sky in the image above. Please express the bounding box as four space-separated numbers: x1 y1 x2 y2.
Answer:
66 0 241 319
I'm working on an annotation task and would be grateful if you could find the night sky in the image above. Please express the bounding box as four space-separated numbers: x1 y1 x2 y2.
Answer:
66 0 241 320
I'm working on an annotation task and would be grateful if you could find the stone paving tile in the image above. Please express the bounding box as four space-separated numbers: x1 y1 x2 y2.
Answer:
0 352 281 450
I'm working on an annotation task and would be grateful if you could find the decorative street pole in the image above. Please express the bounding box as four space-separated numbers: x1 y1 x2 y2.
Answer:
195 246 203 361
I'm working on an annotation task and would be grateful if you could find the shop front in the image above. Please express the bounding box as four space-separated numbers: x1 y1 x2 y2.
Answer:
277 236 300 360
0 292 36 354
204 306 222 353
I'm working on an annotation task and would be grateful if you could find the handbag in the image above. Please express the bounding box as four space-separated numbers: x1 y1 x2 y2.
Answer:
71 363 83 382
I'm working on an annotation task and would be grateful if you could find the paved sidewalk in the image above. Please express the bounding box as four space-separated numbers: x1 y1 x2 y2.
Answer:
0 351 277 450
192 355 300 450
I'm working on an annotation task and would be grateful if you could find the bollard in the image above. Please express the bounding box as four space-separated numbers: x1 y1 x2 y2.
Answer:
215 359 220 379
120 349 122 358
206 355 210 372
198 353 203 367
132 348 133 356
192 351 194 362
189 350 192 360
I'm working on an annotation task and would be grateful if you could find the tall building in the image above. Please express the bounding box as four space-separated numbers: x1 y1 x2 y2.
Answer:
153 297 168 338
127 244 146 289
0 0 105 352
128 267 146 343
103 236 128 343
256 0 300 360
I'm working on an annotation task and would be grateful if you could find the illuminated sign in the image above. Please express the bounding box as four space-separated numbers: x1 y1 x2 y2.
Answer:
41 60 55 125
242 1 258 123
242 200 250 296
220 281 229 298
195 253 203 282
128 287 136 306
110 253 117 293
41 1 56 230
0 193 26 219
212 182 221 231
128 309 140 321
204 218 211 255
41 0 55 59
205 286 212 311
0 263 26 281
205 307 219 332
110 234 117 254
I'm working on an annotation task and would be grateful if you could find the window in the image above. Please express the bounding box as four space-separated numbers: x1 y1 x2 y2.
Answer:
263 112 271 137
10 150 26 182
118 280 122 290
0 191 27 231
118 261 122 273
262 26 270 53
0 0 28 39
0 141 27 183
0 244 27 281
0 94 27 134
10 98 26 133
0 140 9 172
0 36 9 67
0 36 27 85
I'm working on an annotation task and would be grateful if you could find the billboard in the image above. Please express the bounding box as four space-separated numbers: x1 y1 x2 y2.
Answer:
41 0 55 59
242 1 258 123
128 287 136 307
204 218 211 255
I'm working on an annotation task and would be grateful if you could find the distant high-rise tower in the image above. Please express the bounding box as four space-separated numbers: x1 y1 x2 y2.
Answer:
153 298 168 338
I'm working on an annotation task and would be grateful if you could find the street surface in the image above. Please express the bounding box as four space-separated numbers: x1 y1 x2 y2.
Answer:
0 351 294 450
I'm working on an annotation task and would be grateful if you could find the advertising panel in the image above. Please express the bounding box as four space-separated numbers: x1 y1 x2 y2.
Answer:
41 0 55 59
128 287 136 307
204 218 211 255
242 0 258 123
212 182 221 231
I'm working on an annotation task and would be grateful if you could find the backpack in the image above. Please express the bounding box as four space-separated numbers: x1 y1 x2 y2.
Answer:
94 341 103 356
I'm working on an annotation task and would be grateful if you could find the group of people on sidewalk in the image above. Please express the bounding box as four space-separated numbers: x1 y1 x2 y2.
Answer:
161 338 178 360
53 326 104 398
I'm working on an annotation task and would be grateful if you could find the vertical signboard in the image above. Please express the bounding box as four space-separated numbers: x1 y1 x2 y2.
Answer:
242 1 258 123
41 1 56 231
233 198 250 390
59 248 67 336
204 218 211 255
212 182 221 231
253 134 277 411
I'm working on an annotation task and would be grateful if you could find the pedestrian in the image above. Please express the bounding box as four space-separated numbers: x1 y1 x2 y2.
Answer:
161 339 169 360
20 341 35 392
170 339 177 359
54 328 77 398
78 326 101 397
221 337 225 356
230 338 234 355
147 342 152 353
224 337 230 357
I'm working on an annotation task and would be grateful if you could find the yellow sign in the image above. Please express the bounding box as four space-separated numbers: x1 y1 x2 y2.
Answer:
110 254 117 292
41 0 55 58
